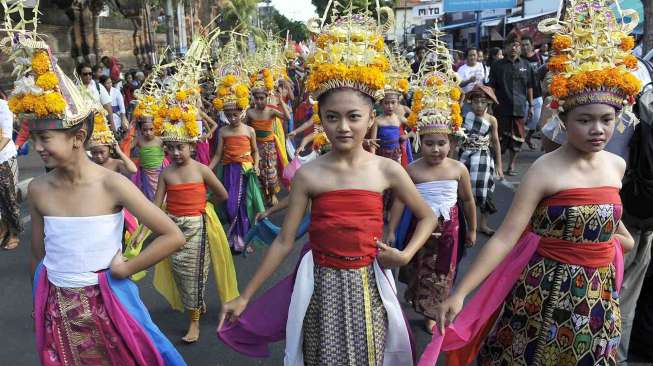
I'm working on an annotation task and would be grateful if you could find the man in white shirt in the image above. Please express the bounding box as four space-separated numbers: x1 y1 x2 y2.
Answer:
457 48 487 116
77 63 114 130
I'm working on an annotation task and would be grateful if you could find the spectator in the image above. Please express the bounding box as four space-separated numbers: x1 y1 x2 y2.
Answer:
92 64 103 82
539 43 550 63
135 70 146 84
0 97 20 250
77 63 114 130
411 45 426 74
488 35 534 176
477 49 488 79
452 51 465 71
101 55 122 88
485 47 503 83
99 75 128 133
521 36 545 149
457 48 487 116
123 72 137 118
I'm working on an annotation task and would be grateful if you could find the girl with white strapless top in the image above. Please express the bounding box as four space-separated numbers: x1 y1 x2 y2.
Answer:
387 132 478 334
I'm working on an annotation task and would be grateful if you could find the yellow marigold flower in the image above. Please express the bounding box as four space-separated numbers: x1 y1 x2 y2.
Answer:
44 92 66 114
35 71 59 91
94 114 109 132
8 96 22 113
375 38 385 52
33 96 49 117
552 35 572 52
234 85 249 98
262 68 271 78
157 106 168 118
398 79 409 93
153 116 164 134
168 106 183 121
451 113 463 128
547 55 568 73
212 98 224 110
550 75 569 98
223 75 237 87
620 36 635 51
450 87 462 101
312 112 321 125
218 87 229 97
237 97 249 109
313 132 328 147
265 78 274 91
182 111 195 125
623 55 638 70
406 113 417 128
31 51 51 76
185 117 200 137
450 103 461 114
175 90 188 101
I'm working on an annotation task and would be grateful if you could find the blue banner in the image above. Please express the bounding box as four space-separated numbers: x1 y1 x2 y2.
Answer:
443 0 517 12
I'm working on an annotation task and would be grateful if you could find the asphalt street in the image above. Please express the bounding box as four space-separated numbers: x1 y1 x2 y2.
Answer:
1 147 539 365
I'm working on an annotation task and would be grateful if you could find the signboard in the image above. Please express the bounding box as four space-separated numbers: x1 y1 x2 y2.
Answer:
443 0 517 12
412 2 444 20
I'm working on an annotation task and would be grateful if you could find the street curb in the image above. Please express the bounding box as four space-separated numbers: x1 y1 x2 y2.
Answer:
16 177 33 203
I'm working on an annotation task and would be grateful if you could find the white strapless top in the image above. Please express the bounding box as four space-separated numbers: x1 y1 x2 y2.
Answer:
43 211 124 288
416 180 458 221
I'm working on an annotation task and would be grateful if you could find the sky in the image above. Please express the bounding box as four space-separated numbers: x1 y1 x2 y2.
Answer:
271 0 318 22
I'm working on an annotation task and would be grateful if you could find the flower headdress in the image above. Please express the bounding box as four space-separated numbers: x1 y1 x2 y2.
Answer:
88 106 116 148
407 26 463 140
133 52 169 125
304 3 394 101
538 0 641 124
247 33 287 95
212 38 251 111
158 29 219 142
2 0 92 130
383 48 411 97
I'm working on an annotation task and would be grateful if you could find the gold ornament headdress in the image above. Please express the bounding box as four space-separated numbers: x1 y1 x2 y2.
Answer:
383 47 411 96
247 33 287 94
407 26 463 138
212 36 251 111
538 0 641 118
2 0 92 130
133 51 168 124
158 28 219 143
88 106 116 148
304 2 394 101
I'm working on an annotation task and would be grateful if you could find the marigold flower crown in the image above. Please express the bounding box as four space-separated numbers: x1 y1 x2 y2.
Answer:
2 0 92 130
384 48 411 96
538 0 641 120
212 38 251 112
407 26 463 142
88 108 116 148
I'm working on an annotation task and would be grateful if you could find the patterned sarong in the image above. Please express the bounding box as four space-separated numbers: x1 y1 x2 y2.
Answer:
0 158 20 235
258 141 280 198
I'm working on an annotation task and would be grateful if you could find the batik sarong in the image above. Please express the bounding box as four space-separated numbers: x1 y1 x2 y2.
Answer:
34 264 186 366
218 190 414 365
0 158 20 235
460 112 497 214
258 140 280 198
418 187 625 366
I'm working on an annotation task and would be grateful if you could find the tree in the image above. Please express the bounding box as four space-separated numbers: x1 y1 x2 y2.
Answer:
270 8 309 41
644 0 653 55
311 0 394 20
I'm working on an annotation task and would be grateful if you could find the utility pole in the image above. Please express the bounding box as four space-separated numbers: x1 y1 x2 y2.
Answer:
166 0 176 58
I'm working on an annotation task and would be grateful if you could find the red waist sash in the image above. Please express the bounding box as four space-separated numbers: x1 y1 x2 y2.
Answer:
537 237 616 268
167 182 206 216
309 190 383 269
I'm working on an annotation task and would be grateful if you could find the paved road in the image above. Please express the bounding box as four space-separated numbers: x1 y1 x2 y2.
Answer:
2 146 541 365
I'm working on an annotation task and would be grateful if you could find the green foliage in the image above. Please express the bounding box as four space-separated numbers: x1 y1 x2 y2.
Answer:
311 0 395 20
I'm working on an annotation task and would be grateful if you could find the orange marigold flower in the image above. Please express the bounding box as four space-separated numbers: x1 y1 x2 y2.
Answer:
552 35 572 52
550 75 569 98
450 87 462 101
450 103 461 114
585 70 605 89
620 36 635 51
8 96 22 113
237 97 249 110
168 106 183 121
234 85 249 98
623 55 638 70
568 73 588 94
223 75 237 87
35 71 59 91
398 79 409 92
44 92 66 114
31 51 51 75
547 55 568 73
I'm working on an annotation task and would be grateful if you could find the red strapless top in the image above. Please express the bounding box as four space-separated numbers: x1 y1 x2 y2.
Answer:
309 190 383 269
166 182 206 216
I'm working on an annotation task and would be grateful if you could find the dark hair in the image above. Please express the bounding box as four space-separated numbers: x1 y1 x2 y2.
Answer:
317 88 374 116
71 113 95 145
76 62 92 74
504 33 520 47
465 48 478 58
92 65 101 73
414 45 426 54
99 75 110 85
101 56 109 63
521 36 534 46
489 47 502 61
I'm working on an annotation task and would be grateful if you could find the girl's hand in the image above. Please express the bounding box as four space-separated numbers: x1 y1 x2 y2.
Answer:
218 296 249 330
465 230 477 248
433 293 465 334
496 170 504 180
255 209 270 222
287 130 297 138
384 233 396 247
110 250 130 279
376 240 408 268
253 166 260 176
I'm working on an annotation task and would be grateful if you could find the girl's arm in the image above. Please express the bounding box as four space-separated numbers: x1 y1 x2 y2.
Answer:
297 132 314 154
458 164 477 247
615 221 635 253
219 169 311 328
250 128 260 175
27 182 45 281
109 174 185 279
202 164 228 203
199 109 218 138
256 195 290 221
489 116 503 178
114 142 138 174
368 119 378 154
271 102 291 121
288 119 313 138
209 133 224 171
385 197 406 246
434 165 547 332
377 161 436 266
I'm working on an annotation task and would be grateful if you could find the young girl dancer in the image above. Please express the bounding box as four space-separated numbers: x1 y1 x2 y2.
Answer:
219 7 436 364
88 112 138 175
7 10 186 362
421 2 638 364
459 85 503 236
209 61 266 253
388 42 476 334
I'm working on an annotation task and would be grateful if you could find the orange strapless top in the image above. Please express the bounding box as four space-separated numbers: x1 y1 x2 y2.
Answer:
223 135 253 164
250 119 275 142
309 190 383 269
166 182 206 216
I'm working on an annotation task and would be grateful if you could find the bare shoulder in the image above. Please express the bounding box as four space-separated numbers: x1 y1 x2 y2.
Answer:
449 158 468 176
28 174 51 199
198 160 215 177
246 125 256 134
487 114 498 125
603 150 627 176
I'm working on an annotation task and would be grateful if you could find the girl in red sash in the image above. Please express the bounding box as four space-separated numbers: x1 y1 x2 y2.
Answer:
218 6 436 365
422 3 639 365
